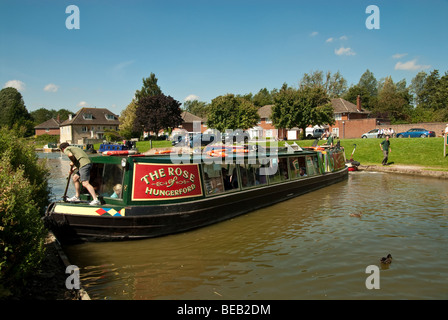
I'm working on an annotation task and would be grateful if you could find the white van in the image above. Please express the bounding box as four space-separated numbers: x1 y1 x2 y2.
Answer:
305 127 325 139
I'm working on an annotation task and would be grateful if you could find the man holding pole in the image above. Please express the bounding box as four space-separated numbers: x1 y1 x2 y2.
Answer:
59 142 100 205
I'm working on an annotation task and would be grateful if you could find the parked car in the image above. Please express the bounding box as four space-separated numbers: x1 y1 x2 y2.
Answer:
396 128 436 138
361 129 380 139
305 127 325 139
221 130 250 144
172 133 215 147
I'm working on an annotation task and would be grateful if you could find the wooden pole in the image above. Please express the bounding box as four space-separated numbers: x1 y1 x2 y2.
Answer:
444 133 447 158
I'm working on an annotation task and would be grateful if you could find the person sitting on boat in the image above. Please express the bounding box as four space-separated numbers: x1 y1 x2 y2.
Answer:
111 184 122 198
59 142 100 206
299 167 307 177
325 133 334 148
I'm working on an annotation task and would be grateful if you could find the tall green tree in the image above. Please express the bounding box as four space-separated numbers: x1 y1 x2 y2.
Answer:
0 87 33 135
252 88 274 107
343 84 377 111
119 100 139 139
134 73 163 102
206 94 259 132
183 100 210 119
299 70 347 98
272 85 334 139
30 108 71 125
133 94 183 135
410 71 427 105
358 69 378 97
374 76 412 123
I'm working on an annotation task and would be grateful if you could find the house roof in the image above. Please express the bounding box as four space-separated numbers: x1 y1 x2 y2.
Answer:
181 111 205 123
34 118 62 129
258 105 273 119
331 98 370 114
257 99 370 118
60 108 120 126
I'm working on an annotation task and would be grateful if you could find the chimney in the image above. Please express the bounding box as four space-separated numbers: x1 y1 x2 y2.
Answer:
356 95 362 112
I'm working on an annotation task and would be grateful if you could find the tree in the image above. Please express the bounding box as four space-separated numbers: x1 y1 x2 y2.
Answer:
358 69 378 97
183 100 210 119
374 77 412 123
410 71 427 105
119 100 139 139
272 85 334 139
133 94 183 135
0 87 33 135
206 94 259 132
134 73 162 102
299 70 347 98
252 88 274 107
343 84 377 111
30 108 71 125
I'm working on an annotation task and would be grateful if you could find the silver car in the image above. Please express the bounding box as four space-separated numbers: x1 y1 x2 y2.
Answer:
361 129 380 138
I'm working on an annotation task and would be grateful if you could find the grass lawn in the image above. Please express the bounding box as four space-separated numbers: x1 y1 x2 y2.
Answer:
286 137 448 170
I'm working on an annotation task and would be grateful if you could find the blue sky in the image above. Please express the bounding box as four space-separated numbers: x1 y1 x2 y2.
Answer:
1 0 447 115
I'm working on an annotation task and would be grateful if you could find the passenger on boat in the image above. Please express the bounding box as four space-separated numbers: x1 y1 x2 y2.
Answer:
326 134 334 148
111 184 122 198
299 167 307 177
59 142 100 206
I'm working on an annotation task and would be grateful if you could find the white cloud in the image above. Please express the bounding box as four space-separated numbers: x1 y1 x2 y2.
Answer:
334 46 356 56
339 35 348 40
392 53 408 59
78 101 88 107
326 37 334 43
184 94 199 101
310 31 318 37
44 83 59 92
4 80 26 92
113 60 135 71
394 59 431 71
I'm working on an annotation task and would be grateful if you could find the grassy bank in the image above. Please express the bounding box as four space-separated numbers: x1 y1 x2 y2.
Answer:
292 137 448 170
96 137 448 170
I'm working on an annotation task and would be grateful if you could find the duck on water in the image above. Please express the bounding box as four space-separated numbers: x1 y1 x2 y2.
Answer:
44 143 348 243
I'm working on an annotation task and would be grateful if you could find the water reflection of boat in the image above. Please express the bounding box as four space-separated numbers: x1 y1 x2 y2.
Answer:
44 146 348 243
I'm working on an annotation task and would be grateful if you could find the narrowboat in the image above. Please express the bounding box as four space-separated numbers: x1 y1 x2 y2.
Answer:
44 145 348 243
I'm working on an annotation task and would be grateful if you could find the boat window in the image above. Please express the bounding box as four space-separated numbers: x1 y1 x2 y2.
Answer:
305 155 319 176
240 161 268 188
289 156 307 179
267 157 289 184
90 163 124 199
221 164 238 191
202 164 224 195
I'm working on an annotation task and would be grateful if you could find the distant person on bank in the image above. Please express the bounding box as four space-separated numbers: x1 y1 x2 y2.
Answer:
380 135 391 166
59 142 100 205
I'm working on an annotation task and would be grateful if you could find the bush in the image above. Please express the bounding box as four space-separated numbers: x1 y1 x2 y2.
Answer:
0 128 50 297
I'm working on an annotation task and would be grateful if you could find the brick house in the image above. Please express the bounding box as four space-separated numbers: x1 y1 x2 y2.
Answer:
34 117 62 136
252 96 376 140
59 107 120 144
329 96 376 139
248 105 287 140
179 111 207 133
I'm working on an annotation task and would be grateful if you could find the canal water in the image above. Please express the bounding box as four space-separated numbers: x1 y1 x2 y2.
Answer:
39 152 448 300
